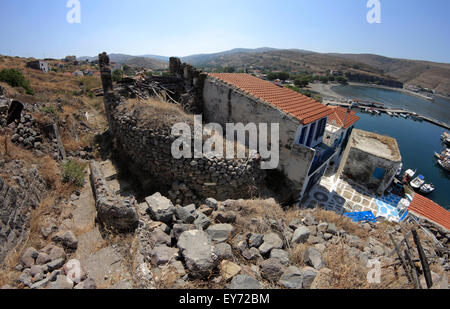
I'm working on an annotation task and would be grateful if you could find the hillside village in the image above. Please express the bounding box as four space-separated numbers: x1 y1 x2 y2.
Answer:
0 52 448 290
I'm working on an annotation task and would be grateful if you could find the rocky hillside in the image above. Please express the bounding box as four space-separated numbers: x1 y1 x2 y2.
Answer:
330 53 450 96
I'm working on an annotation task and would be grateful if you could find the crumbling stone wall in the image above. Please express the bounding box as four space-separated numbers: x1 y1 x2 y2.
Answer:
89 161 139 232
99 53 264 205
169 57 207 114
108 112 264 205
0 160 46 263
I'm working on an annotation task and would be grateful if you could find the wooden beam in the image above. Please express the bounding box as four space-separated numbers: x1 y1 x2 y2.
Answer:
389 234 413 284
412 229 433 289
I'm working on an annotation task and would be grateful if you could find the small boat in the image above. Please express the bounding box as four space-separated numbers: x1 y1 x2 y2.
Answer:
437 159 450 172
420 183 435 195
435 149 450 160
410 175 425 190
400 113 408 118
374 110 381 115
387 111 393 116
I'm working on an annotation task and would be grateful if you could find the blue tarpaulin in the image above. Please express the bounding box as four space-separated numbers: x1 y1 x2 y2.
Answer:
344 211 378 223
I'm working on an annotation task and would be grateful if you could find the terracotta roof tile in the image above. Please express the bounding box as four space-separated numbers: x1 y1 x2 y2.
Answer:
409 194 450 231
328 106 360 129
208 73 333 124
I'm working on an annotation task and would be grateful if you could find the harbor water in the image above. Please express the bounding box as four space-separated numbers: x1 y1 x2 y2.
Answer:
332 84 450 126
331 85 450 208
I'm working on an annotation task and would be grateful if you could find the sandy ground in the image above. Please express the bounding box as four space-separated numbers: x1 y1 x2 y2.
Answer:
309 83 346 101
309 82 439 102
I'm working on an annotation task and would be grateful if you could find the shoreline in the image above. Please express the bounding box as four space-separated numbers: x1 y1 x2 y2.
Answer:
309 82 450 102
309 82 450 130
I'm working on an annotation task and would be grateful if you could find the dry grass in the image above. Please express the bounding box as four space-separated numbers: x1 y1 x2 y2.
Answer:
120 97 193 128
312 207 369 240
289 243 309 265
323 241 371 289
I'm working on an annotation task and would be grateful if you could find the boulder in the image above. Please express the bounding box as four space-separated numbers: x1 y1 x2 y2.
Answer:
259 233 283 255
242 248 263 261
270 249 290 266
177 230 216 278
63 259 86 284
48 246 66 261
46 258 65 272
205 198 218 210
214 211 236 224
317 222 328 233
302 214 316 226
279 266 303 289
30 277 51 290
74 278 97 289
171 224 195 241
175 206 196 224
292 226 310 244
51 230 78 250
220 260 241 281
304 247 324 270
229 275 262 289
36 252 51 265
145 193 176 224
150 245 179 266
20 247 38 268
327 223 338 235
193 212 211 230
259 258 286 282
206 224 234 243
150 228 171 247
214 243 234 260
302 266 319 289
248 234 264 248
49 275 74 289
18 271 32 287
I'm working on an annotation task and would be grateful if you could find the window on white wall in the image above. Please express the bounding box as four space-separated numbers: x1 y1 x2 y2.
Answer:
298 126 308 145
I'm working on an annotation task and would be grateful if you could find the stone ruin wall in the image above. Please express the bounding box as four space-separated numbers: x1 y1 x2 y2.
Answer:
99 53 265 206
0 160 46 263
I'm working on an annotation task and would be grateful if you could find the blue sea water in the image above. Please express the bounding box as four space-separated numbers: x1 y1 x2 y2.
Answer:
332 85 450 125
331 85 450 209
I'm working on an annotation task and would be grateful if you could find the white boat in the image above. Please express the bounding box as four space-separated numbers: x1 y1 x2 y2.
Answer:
387 111 393 116
435 149 450 160
403 169 416 180
410 175 425 190
438 159 450 172
400 113 408 118
420 183 435 195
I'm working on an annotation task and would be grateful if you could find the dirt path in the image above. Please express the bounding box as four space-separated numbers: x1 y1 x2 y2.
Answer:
58 160 136 289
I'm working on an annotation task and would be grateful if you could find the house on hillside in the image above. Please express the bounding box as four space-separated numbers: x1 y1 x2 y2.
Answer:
337 129 402 196
203 73 337 201
26 60 49 73
323 106 360 166
72 70 84 77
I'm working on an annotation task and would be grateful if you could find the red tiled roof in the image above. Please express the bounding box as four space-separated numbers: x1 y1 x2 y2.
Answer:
409 194 450 231
328 106 360 129
208 73 333 125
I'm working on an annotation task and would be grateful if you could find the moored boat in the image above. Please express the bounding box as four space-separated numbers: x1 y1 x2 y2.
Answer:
403 169 416 182
410 175 425 190
437 159 450 172
420 183 435 195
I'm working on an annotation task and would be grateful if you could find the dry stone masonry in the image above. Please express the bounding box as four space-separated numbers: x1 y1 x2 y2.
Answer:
98 52 265 205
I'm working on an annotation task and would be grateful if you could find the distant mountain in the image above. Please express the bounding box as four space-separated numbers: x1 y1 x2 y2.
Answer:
77 48 450 95
328 53 450 95
180 47 277 66
78 53 168 70
180 49 450 95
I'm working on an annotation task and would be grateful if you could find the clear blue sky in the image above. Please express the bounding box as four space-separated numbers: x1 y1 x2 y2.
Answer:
0 0 449 62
